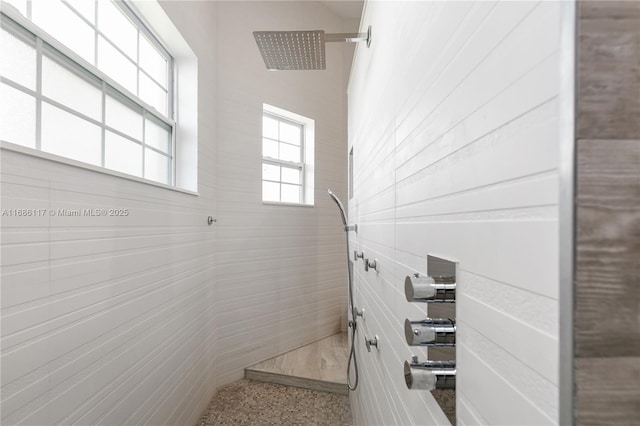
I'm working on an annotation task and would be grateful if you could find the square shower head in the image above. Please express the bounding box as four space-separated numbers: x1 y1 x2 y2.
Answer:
253 30 326 70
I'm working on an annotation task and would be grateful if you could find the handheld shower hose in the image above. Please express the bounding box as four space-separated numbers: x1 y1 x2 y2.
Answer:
327 189 359 391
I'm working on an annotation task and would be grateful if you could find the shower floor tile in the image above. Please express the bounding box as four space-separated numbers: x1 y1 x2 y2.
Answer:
198 380 352 426
245 332 348 394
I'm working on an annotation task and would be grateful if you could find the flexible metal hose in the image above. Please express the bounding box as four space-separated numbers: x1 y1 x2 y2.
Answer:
327 189 359 391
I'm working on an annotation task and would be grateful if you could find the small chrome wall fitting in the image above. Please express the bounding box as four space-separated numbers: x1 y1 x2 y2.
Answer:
353 251 365 261
365 335 379 352
404 318 456 346
364 258 378 272
207 216 216 225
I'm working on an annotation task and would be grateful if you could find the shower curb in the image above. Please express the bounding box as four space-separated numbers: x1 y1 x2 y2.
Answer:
244 369 348 395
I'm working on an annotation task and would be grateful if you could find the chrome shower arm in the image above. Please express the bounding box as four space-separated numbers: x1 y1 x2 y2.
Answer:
325 33 368 43
326 26 372 48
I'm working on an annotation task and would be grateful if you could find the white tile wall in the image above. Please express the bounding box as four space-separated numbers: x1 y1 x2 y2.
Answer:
347 1 571 424
1 2 219 425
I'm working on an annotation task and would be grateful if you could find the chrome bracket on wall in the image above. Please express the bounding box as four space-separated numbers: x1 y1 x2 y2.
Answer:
364 258 378 272
345 224 358 233
364 335 379 352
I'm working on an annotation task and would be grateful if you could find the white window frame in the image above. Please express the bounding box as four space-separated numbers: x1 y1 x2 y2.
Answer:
0 0 177 186
262 112 305 203
262 104 315 206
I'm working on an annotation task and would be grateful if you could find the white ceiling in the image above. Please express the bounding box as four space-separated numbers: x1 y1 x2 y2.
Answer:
321 0 364 20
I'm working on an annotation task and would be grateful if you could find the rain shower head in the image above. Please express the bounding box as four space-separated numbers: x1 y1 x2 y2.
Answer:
253 26 371 71
254 30 326 70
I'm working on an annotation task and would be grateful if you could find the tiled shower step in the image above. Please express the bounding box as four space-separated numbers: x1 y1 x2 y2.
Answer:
244 333 348 395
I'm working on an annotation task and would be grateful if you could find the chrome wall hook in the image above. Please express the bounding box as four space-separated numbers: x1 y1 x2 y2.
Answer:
364 258 378 272
353 251 365 261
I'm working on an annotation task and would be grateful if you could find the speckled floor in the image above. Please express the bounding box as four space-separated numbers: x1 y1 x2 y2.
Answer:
198 380 352 426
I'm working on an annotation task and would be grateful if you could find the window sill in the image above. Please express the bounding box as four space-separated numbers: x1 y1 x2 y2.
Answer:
1 141 199 196
263 201 314 208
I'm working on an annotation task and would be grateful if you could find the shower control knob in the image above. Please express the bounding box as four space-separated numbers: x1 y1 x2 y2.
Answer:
404 318 456 346
404 275 455 303
365 335 379 352
353 251 365 261
354 307 365 317
404 360 456 390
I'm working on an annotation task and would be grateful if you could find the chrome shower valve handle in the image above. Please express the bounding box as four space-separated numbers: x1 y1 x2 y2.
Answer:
404 359 456 390
353 251 365 261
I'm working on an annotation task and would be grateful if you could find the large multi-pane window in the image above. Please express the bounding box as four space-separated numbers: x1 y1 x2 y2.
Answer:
0 0 175 185
262 111 308 204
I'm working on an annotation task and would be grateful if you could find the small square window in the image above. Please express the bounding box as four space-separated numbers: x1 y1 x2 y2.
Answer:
262 105 314 205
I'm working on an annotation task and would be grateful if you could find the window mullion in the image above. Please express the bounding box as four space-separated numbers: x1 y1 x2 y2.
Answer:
139 67 166 92
94 0 99 66
101 81 106 167
136 30 140 96
170 121 176 185
168 57 174 119
263 158 303 169
142 108 146 179
98 32 138 67
35 37 42 150
39 94 102 127
0 77 35 96
144 144 171 157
